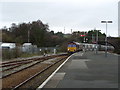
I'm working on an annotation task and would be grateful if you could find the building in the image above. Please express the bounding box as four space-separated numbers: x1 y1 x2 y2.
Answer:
22 43 32 52
1 43 16 49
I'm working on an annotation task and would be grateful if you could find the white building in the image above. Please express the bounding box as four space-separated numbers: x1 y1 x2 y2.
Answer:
23 43 32 46
1 43 16 49
22 43 32 52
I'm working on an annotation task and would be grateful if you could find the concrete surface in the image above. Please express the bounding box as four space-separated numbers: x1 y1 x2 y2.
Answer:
42 51 119 89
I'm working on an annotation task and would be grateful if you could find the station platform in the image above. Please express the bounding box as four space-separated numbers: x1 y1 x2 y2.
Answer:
38 51 118 89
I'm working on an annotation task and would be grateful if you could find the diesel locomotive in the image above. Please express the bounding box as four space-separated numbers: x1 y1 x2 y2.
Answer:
67 42 83 54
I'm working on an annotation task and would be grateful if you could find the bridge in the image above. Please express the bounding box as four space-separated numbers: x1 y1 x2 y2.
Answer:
98 37 120 54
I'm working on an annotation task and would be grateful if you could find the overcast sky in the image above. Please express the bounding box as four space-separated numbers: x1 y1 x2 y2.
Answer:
0 0 119 37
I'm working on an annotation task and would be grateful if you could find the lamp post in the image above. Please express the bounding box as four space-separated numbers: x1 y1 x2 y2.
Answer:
101 21 112 57
96 29 101 54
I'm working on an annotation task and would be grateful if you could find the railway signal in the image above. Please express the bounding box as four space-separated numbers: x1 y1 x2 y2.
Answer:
79 35 85 37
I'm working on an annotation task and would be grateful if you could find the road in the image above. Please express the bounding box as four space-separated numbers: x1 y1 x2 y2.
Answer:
39 51 119 89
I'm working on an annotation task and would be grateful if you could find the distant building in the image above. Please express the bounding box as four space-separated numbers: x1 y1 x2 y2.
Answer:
23 43 32 46
1 43 16 49
22 43 32 52
118 1 120 37
22 43 38 53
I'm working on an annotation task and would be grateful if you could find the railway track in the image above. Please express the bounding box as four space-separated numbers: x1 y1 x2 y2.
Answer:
1 54 67 67
2 54 69 89
1 54 67 78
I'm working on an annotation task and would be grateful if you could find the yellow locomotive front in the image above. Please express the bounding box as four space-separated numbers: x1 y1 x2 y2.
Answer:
67 43 77 53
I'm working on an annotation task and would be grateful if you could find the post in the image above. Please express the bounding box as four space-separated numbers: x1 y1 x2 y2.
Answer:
71 29 72 34
54 48 56 54
93 28 98 54
84 32 85 42
64 27 65 34
96 30 98 44
96 30 98 54
28 30 30 43
101 21 112 57
105 22 107 57
28 23 31 43
92 34 94 43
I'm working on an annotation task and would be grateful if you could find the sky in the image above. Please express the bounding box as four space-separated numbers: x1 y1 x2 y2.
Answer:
0 0 119 37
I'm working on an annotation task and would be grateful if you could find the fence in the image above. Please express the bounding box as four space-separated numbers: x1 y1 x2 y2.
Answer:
2 47 22 60
2 46 59 60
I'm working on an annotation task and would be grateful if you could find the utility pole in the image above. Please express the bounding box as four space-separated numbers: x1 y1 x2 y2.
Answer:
28 30 30 43
28 23 31 43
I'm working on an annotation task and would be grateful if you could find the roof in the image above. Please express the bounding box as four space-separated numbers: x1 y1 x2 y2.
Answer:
1 43 16 48
68 41 80 45
23 43 32 46
1 43 15 46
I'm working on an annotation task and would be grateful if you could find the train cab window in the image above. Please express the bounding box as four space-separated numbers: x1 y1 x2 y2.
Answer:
68 45 72 47
72 45 76 47
68 44 76 47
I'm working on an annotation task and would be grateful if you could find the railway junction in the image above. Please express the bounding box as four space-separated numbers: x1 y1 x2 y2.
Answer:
38 51 119 89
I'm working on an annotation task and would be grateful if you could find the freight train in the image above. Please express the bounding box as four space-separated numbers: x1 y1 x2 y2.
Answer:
67 42 83 54
67 41 114 54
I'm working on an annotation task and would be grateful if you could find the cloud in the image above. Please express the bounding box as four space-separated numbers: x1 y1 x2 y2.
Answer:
0 0 119 36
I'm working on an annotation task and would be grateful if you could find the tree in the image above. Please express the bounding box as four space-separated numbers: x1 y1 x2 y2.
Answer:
2 20 50 47
86 30 106 43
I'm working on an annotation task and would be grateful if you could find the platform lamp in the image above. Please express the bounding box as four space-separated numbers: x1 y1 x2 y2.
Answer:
101 21 112 57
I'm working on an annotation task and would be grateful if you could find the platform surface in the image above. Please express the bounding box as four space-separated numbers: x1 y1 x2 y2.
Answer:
42 51 119 88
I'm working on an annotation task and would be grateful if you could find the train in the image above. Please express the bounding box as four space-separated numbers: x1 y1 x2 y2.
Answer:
67 41 114 54
67 41 83 54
